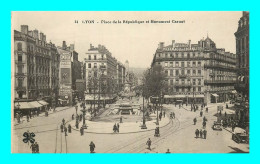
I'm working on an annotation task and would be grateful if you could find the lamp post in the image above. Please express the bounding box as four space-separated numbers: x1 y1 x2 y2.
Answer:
81 106 88 129
156 99 159 125
141 85 147 129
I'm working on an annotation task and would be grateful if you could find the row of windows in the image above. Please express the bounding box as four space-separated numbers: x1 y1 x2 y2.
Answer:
157 52 202 58
167 78 202 85
88 54 106 60
165 69 202 76
159 61 202 67
166 87 202 92
88 63 106 68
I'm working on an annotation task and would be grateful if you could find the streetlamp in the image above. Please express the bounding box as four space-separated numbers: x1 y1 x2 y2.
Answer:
141 85 147 129
156 99 159 125
81 106 88 129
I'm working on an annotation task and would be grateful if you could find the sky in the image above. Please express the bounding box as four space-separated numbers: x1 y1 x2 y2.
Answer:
12 11 242 68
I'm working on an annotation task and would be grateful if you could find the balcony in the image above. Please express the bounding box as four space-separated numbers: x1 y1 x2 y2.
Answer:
16 86 26 91
100 65 106 70
15 61 26 65
204 64 237 71
174 83 192 87
204 80 236 84
16 73 25 76
178 74 188 78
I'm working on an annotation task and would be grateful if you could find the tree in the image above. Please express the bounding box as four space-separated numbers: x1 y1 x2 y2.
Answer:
142 65 166 99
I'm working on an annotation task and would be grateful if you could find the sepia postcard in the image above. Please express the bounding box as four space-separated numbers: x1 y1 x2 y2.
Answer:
11 11 249 153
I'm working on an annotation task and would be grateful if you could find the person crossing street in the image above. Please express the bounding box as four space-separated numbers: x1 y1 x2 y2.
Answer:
146 138 152 150
89 141 95 153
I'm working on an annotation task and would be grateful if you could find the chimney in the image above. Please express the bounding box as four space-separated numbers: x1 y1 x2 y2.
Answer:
158 42 164 49
43 34 46 42
188 40 191 49
90 44 92 49
62 41 67 50
172 40 175 47
21 25 28 34
33 29 39 39
28 31 33 37
40 32 44 40
70 44 75 51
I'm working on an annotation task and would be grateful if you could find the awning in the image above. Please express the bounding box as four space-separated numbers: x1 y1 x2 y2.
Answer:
188 95 204 98
164 95 175 98
14 102 34 109
38 100 48 106
28 101 43 108
231 90 237 94
212 94 219 97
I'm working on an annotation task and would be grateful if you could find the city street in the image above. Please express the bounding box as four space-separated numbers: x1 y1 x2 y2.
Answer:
12 99 249 153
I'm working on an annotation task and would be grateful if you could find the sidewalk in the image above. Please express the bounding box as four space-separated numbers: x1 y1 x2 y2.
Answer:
69 113 170 134
13 106 72 126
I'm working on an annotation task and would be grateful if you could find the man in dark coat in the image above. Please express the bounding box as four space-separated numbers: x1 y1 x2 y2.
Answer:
146 138 152 150
60 124 64 132
117 123 120 133
64 126 68 136
193 118 197 125
62 118 65 125
34 142 39 153
80 127 84 136
68 124 72 133
72 114 74 120
89 141 95 153
113 124 117 133
75 120 79 129
30 143 36 153
195 129 199 138
203 130 207 139
199 129 203 138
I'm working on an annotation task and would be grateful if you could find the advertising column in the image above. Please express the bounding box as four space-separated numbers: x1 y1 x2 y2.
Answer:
59 52 72 106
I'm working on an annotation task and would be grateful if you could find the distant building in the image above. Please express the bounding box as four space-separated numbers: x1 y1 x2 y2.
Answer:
84 44 125 103
151 36 236 104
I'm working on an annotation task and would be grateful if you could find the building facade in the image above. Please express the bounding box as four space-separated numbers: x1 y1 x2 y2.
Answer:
234 11 249 127
84 44 125 99
151 37 236 104
14 25 60 107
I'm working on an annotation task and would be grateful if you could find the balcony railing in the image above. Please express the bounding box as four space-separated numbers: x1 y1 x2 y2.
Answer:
16 86 26 91
204 80 236 84
204 64 237 70
16 73 25 76
174 83 192 87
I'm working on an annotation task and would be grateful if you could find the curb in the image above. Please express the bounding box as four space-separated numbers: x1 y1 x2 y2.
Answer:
69 118 172 135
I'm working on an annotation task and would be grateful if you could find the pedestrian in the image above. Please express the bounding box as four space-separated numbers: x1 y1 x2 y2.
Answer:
68 124 72 133
199 129 203 138
30 143 36 153
206 107 208 113
202 121 206 128
146 138 152 150
203 129 207 139
166 149 171 153
172 112 175 118
75 120 79 129
80 126 84 136
34 142 39 153
200 111 203 117
159 113 162 121
60 124 63 132
117 123 120 133
29 112 32 119
163 111 166 118
62 118 65 125
226 104 228 109
89 141 96 153
120 116 123 123
203 116 207 122
193 118 197 125
113 123 117 133
80 114 83 122
27 115 30 122
64 126 68 136
72 114 74 120
195 129 199 138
